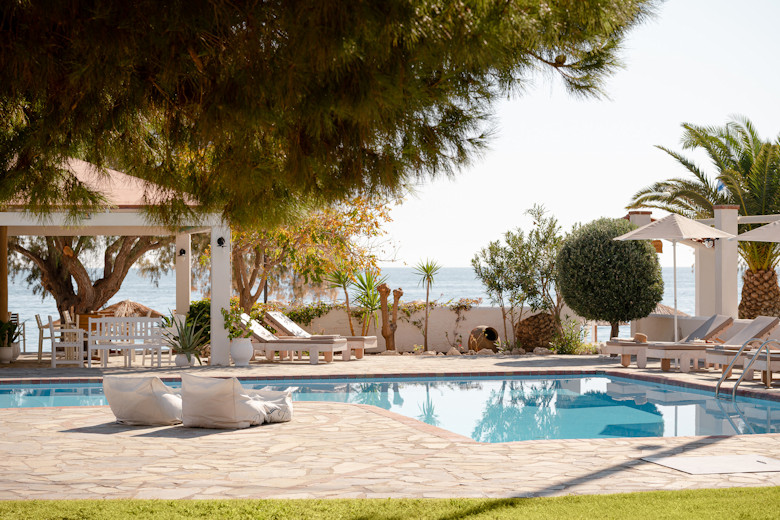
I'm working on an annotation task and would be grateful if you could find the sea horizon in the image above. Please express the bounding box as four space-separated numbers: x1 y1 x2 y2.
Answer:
10 266 709 351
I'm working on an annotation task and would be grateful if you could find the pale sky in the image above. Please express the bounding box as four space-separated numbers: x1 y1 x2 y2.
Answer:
381 0 780 268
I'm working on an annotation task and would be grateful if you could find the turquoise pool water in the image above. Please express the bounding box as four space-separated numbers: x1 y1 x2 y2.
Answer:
2 375 778 442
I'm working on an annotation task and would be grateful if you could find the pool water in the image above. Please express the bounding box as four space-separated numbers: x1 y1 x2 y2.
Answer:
2 375 779 442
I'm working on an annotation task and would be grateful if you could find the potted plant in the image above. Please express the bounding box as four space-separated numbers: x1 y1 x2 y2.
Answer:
163 311 209 367
221 306 254 366
0 320 18 364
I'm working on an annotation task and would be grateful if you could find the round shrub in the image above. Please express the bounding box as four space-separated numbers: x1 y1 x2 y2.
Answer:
556 218 663 336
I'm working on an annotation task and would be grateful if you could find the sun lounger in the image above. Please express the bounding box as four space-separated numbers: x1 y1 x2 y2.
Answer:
604 314 733 368
240 313 348 365
648 316 780 373
263 310 371 360
706 316 780 377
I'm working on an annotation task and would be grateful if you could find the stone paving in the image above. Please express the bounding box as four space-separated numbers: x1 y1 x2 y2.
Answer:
1 353 780 499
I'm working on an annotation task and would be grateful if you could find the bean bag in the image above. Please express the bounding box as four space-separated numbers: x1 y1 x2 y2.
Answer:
181 374 268 429
103 376 182 426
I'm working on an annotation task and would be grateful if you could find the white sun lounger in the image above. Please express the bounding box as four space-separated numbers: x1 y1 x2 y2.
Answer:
649 316 779 373
604 314 733 369
240 314 348 365
263 310 370 360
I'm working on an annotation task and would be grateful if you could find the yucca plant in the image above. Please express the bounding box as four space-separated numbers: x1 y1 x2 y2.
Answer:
351 270 388 336
414 259 442 350
628 116 780 318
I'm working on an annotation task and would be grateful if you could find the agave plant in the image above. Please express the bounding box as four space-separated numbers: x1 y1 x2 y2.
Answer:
628 116 780 318
351 269 388 336
163 311 209 365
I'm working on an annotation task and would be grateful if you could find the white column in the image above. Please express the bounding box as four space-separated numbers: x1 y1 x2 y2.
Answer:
210 224 232 366
628 211 652 337
694 245 716 316
175 233 191 315
714 205 739 317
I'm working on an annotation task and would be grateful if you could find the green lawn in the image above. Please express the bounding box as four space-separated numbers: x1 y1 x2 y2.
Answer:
1 488 778 519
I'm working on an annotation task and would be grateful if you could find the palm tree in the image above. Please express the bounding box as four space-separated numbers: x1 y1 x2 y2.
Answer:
324 267 356 336
628 116 780 318
414 259 442 351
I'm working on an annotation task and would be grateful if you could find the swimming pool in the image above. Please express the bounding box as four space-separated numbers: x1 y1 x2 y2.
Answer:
2 375 778 442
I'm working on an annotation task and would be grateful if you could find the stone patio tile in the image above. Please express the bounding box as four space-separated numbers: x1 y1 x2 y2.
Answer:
1 355 780 499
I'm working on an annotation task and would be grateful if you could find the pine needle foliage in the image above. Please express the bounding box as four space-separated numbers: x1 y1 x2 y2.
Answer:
0 1 656 226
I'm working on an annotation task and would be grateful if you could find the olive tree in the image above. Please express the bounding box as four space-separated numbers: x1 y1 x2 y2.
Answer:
556 218 663 338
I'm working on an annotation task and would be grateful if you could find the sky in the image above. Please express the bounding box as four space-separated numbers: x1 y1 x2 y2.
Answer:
380 0 780 268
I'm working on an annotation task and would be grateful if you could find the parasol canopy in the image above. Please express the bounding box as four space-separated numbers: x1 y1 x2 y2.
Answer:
615 214 734 341
733 220 780 243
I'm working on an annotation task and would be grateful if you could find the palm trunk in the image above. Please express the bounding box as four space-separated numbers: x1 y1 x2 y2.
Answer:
738 268 780 319
424 283 430 350
343 287 356 336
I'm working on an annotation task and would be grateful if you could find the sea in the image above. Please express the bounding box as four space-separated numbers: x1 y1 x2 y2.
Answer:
11 266 704 352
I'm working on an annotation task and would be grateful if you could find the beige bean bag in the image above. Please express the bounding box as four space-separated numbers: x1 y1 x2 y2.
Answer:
103 376 182 426
181 374 271 429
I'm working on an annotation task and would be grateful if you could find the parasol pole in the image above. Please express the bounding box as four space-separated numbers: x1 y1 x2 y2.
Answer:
673 239 678 342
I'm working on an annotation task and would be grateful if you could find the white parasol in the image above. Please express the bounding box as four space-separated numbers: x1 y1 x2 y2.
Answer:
733 220 780 242
614 214 735 341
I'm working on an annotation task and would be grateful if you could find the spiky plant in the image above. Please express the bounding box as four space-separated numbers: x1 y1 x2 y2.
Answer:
628 116 780 318
414 259 442 351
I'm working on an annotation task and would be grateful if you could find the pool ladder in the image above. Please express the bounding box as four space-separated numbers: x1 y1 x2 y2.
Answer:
715 338 777 400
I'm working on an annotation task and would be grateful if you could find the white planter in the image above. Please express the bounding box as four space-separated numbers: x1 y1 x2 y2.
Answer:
11 342 20 362
0 346 12 364
175 353 194 367
230 338 253 366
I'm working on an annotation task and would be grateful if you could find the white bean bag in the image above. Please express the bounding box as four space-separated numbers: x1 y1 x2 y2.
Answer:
103 376 182 426
249 388 295 423
181 374 268 429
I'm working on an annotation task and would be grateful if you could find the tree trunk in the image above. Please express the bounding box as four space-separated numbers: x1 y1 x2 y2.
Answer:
378 283 393 350
423 283 430 350
343 287 356 336
610 322 619 339
738 268 780 319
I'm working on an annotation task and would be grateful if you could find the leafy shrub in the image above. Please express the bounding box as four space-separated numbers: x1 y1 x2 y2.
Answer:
551 319 587 355
556 218 663 336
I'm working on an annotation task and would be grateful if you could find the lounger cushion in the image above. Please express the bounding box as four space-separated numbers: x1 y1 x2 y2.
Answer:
181 374 267 429
250 388 294 423
103 376 182 426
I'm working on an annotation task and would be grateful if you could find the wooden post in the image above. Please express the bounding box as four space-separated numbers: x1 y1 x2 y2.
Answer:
378 284 393 350
0 226 7 322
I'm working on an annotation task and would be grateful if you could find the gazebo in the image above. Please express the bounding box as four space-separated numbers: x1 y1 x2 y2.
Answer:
0 159 233 365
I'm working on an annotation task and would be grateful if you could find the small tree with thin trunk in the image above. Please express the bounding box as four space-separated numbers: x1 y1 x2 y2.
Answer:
414 259 441 351
325 268 357 336
556 218 663 338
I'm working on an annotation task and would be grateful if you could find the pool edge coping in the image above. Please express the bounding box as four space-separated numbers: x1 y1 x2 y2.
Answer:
1 368 778 403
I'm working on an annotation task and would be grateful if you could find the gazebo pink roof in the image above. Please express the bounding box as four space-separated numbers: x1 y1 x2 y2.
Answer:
5 158 188 210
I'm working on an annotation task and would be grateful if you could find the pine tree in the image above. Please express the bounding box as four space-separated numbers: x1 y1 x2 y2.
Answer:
0 1 656 226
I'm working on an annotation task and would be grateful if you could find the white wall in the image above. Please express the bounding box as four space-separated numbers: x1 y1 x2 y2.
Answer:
305 305 582 353
307 306 509 353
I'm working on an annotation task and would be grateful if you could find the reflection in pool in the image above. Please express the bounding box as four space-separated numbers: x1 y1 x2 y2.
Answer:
2 376 779 442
